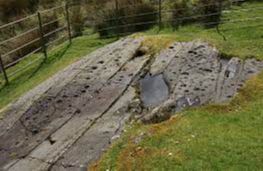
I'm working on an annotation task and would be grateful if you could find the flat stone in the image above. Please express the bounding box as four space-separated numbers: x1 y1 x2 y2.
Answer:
7 54 149 171
51 87 136 171
1 38 143 170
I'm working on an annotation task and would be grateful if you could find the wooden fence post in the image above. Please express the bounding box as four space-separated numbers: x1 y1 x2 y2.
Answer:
65 2 72 44
158 0 162 31
37 12 48 61
0 54 9 84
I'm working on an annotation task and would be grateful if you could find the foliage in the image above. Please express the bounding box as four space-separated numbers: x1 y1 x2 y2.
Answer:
94 2 157 37
198 0 224 28
170 0 192 29
141 1 263 60
0 0 31 22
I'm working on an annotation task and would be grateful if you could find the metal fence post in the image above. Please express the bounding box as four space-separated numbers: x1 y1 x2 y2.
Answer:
0 54 9 84
37 12 48 61
158 0 162 31
65 2 72 44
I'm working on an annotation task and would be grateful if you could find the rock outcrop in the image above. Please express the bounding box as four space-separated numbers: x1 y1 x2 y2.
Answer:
140 41 263 123
0 38 262 171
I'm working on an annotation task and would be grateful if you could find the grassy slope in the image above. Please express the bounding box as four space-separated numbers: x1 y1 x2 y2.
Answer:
0 35 115 112
92 73 263 171
139 1 263 60
91 2 263 170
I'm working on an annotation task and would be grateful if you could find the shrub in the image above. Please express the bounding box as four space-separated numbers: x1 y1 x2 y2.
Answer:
197 0 224 28
95 2 157 37
170 0 193 29
0 0 30 22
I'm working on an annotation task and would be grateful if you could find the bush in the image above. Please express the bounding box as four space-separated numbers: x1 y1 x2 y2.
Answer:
198 0 224 28
170 0 193 29
95 2 157 37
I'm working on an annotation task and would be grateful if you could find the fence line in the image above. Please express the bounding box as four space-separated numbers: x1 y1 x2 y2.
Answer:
39 4 65 14
5 47 42 69
93 14 263 34
2 38 41 58
7 54 43 78
71 0 246 13
0 3 72 84
100 0 247 23
86 17 263 40
0 27 39 46
0 0 261 85
100 4 263 25
0 14 37 30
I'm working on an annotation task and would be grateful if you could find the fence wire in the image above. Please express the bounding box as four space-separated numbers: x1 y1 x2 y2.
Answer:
0 0 262 84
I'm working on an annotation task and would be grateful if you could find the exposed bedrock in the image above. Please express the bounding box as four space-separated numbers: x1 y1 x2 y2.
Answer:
0 38 262 171
140 41 263 123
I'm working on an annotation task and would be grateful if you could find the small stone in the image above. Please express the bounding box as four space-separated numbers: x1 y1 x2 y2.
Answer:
111 135 120 141
136 147 142 151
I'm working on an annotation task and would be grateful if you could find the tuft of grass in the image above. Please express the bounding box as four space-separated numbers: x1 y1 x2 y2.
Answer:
0 35 115 111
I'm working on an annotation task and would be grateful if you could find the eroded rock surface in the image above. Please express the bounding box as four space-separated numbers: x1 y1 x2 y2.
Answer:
141 41 263 123
0 38 262 171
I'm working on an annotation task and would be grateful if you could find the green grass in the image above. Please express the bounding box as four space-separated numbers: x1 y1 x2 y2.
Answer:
92 72 263 171
91 2 263 171
135 1 263 60
0 35 115 112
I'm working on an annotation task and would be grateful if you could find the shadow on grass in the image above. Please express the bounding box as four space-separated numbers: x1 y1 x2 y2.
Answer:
0 43 71 92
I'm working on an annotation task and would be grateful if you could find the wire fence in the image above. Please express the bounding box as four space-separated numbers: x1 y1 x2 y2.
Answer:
0 0 262 85
0 3 72 84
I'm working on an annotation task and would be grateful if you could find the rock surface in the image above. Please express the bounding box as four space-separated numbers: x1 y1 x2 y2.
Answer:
141 41 263 123
0 38 262 171
140 74 169 107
